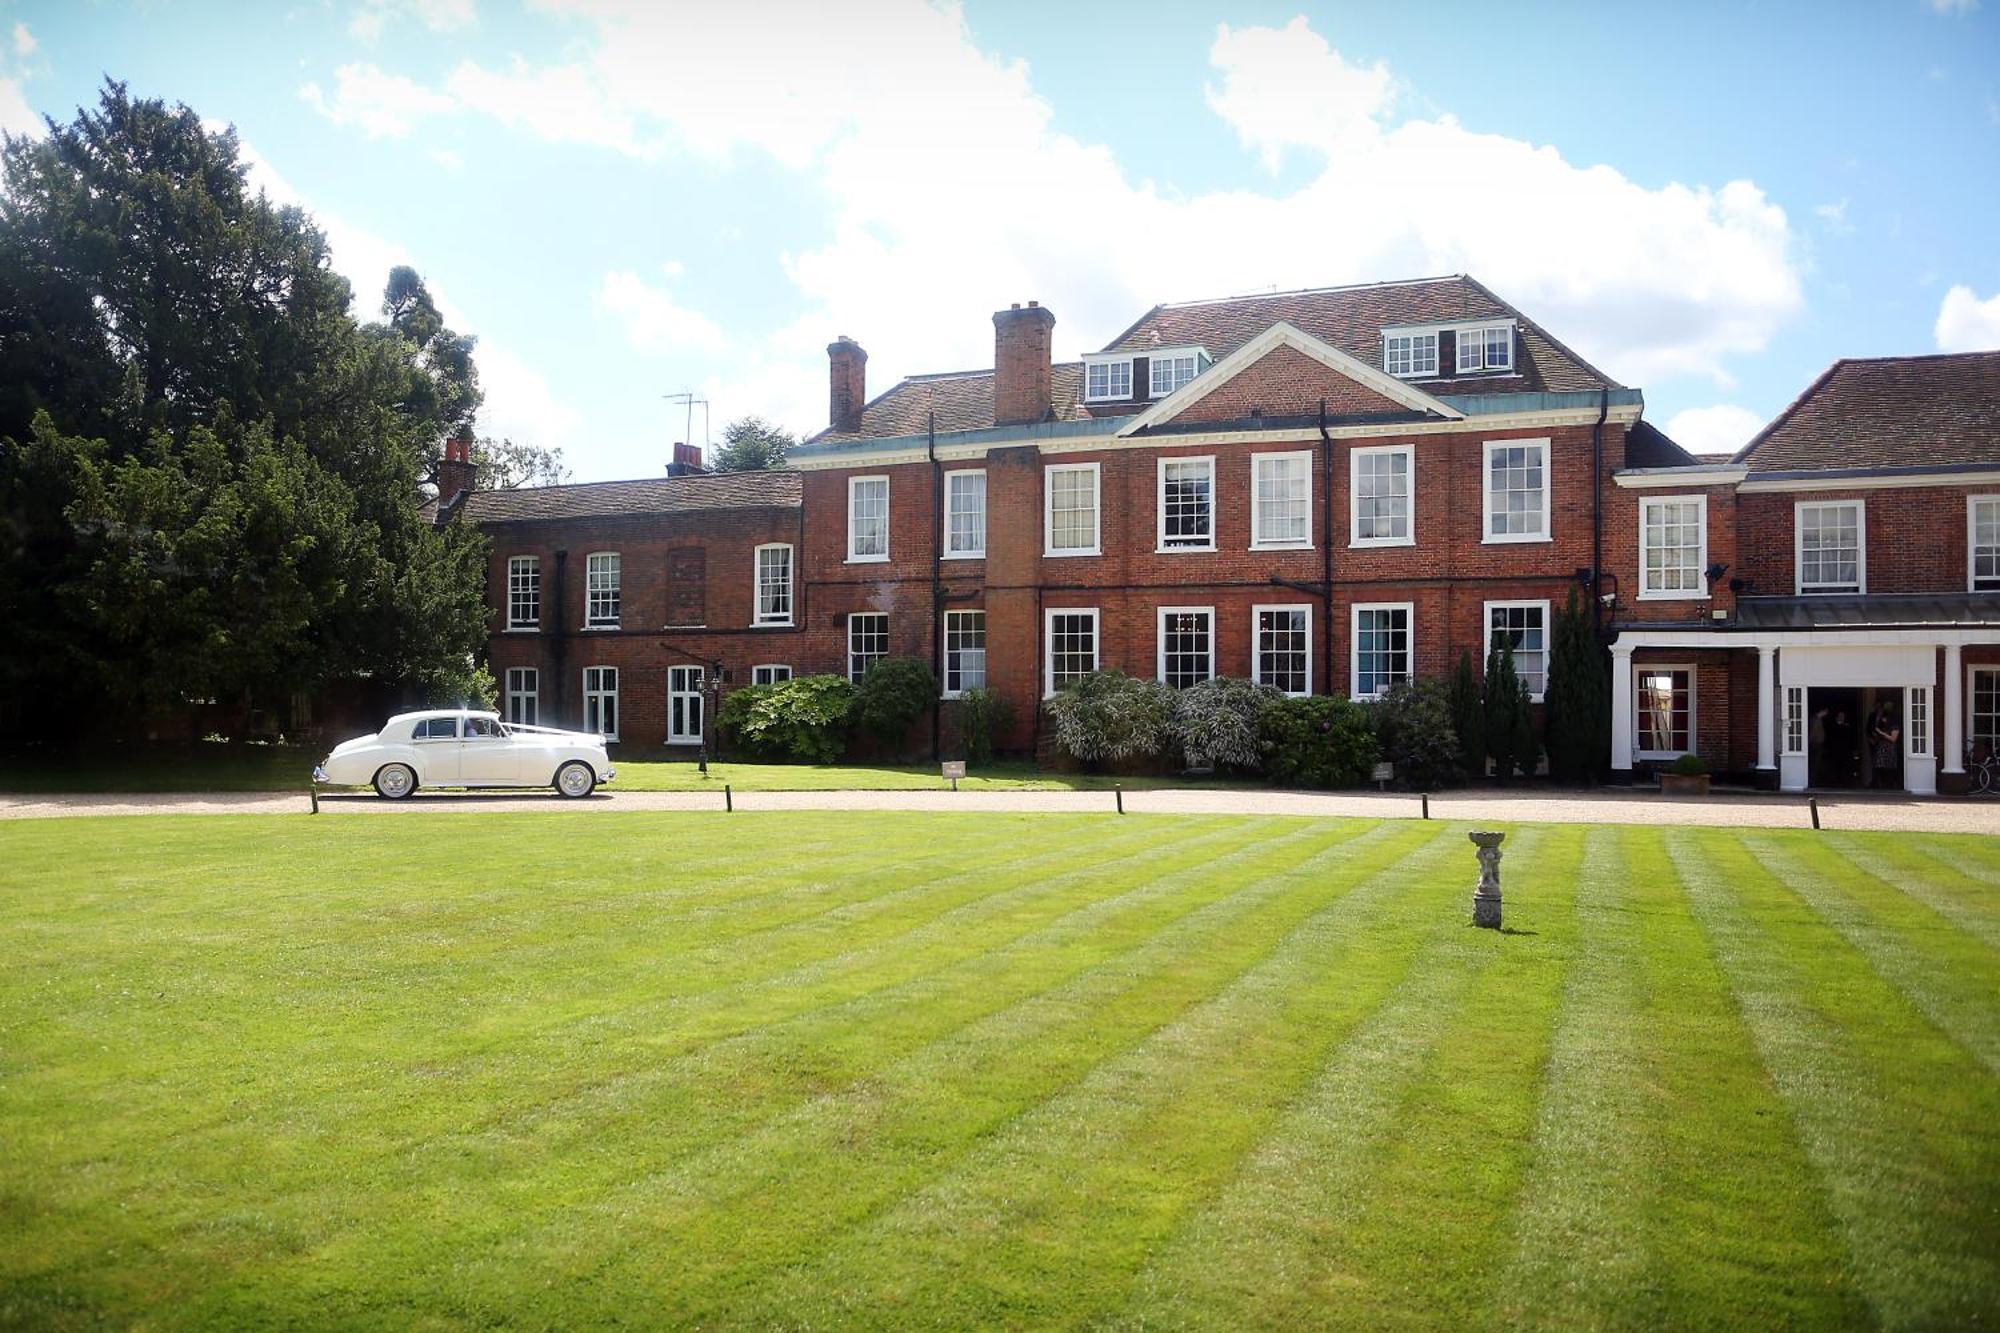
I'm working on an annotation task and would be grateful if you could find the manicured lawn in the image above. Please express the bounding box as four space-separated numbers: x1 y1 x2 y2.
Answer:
1 812 1995 1327
0 744 1236 794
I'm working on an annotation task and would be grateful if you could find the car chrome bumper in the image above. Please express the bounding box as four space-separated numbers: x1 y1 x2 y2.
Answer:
600 767 616 783
311 765 329 783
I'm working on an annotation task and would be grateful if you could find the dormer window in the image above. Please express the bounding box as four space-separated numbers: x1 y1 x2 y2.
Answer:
1150 352 1202 397
1456 324 1514 374
1084 357 1133 402
1384 332 1439 378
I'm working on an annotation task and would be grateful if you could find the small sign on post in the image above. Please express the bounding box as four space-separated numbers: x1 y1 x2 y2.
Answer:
941 760 967 792
1372 761 1395 790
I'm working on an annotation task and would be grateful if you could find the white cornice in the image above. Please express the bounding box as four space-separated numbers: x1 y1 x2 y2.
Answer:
1117 322 1464 436
1614 466 1748 489
1737 470 2000 493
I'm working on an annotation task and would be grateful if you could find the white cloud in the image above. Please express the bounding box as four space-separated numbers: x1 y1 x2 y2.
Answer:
1814 198 1853 234
322 6 1804 438
230 131 583 452
12 22 35 57
1665 404 1765 457
1926 0 1978 13
429 147 464 172
597 268 728 353
1936 285 2000 352
0 75 35 137
300 64 457 138
350 0 475 41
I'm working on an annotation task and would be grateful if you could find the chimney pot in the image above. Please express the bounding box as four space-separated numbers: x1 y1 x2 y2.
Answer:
992 301 1057 427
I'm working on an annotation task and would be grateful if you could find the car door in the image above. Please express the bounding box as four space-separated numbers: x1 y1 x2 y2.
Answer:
458 716 520 785
411 716 461 784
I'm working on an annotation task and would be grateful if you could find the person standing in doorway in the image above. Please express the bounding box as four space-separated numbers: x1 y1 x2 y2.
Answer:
1810 706 1829 786
1871 702 1902 791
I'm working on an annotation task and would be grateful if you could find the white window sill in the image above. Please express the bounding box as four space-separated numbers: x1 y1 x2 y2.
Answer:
752 620 794 629
1350 537 1414 549
1482 533 1553 545
846 554 890 565
581 623 619 632
1637 590 1708 602
504 625 540 633
1156 544 1216 555
1636 750 1692 762
1797 588 1864 596
1250 541 1314 552
1045 548 1101 558
942 552 986 561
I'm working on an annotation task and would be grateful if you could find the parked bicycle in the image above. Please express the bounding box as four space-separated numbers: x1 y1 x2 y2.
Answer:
1965 742 2000 795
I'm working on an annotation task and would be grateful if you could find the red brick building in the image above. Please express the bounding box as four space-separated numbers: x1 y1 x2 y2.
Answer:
1605 350 2000 794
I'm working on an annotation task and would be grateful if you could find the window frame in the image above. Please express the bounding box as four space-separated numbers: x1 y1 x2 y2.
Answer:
1149 352 1201 398
942 608 987 698
1968 495 2000 593
943 468 987 560
582 665 619 741
1349 443 1415 548
846 474 890 564
1382 331 1439 379
583 551 620 629
846 611 889 683
1155 455 1217 553
1083 356 1134 403
751 664 793 686
1251 603 1313 697
1250 450 1314 551
1481 438 1552 545
1044 461 1102 557
1349 601 1414 700
1632 662 1695 761
1972 666 2000 754
1156 606 1216 689
1483 599 1552 702
752 542 794 627
1455 324 1515 374
503 666 539 726
1794 499 1866 595
1043 607 1101 698
667 664 704 745
506 555 540 631
1637 494 1710 601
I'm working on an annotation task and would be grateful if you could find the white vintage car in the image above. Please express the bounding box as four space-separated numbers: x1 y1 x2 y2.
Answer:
313 710 616 799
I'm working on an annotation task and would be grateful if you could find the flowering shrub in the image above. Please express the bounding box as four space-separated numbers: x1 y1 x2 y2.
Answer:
1170 677 1281 772
1045 670 1173 765
1259 695 1380 788
718 674 853 764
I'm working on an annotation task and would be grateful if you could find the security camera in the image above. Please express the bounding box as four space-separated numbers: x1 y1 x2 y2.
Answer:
1599 591 1617 606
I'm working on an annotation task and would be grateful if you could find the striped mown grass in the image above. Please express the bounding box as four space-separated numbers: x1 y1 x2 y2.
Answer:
0 812 1994 1328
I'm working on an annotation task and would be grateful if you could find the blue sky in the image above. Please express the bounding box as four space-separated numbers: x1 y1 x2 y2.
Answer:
4 0 1997 479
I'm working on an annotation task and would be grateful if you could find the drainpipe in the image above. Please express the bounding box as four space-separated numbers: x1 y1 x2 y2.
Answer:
1318 399 1336 694
551 548 569 726
928 411 943 762
1591 386 1609 636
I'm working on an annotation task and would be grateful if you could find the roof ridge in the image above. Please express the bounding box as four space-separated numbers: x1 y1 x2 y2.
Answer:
1824 349 2000 367
1149 273 1467 313
479 471 785 497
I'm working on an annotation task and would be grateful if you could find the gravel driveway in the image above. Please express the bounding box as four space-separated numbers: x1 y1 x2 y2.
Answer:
4 786 1999 834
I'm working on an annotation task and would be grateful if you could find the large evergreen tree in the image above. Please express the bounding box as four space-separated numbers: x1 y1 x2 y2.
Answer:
1448 649 1483 778
1544 587 1611 783
1482 645 1523 779
0 83 492 738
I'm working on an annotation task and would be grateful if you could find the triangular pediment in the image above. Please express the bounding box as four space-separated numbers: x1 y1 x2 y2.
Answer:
1119 322 1463 434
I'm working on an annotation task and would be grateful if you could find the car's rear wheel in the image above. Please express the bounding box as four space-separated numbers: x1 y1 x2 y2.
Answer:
374 763 417 800
555 761 596 799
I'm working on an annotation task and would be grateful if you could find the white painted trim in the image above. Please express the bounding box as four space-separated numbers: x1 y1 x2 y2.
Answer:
1380 316 1519 340
846 610 889 683
1636 494 1710 602
1380 329 1440 379
1147 347 1211 398
1156 455 1217 552
1350 601 1414 700
1794 498 1866 595
1044 606 1101 698
581 665 619 742
845 474 891 563
503 666 539 727
1610 627 2000 652
1156 606 1216 687
1632 661 1695 760
1483 598 1552 702
1739 469 2000 493
1044 460 1102 557
1481 438 1553 545
583 550 620 629
1118 321 1464 436
941 607 986 698
1252 603 1314 697
1249 450 1315 550
751 542 794 626
1967 494 2000 594
1081 354 1135 404
943 468 987 559
1614 466 1748 489
666 664 705 746
1349 443 1415 548
505 554 541 630
750 664 793 686
1455 322 1515 374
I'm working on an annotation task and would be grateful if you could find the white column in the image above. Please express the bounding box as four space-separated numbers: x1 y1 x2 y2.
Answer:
1944 643 1965 775
1756 646 1777 772
1610 645 1635 772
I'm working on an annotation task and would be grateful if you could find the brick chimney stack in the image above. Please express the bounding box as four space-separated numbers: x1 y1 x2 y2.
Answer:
667 442 705 476
437 434 476 500
828 336 867 433
992 301 1056 427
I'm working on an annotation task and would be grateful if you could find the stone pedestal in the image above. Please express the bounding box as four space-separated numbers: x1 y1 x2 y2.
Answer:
1469 830 1504 929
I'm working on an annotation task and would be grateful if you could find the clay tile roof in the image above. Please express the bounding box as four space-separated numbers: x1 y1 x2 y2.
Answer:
454 469 801 524
1103 275 1617 395
1733 351 2000 473
810 363 1089 445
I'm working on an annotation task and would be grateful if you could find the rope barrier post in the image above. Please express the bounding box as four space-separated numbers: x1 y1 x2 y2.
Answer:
1115 784 1124 815
1808 796 1820 830
1421 793 1430 821
725 784 733 813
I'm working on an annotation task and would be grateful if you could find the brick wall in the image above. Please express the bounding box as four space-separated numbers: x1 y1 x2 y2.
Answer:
1169 343 1404 423
1734 485 1990 596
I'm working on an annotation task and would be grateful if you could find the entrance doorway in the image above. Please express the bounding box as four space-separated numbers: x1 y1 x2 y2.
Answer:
1808 686 1905 790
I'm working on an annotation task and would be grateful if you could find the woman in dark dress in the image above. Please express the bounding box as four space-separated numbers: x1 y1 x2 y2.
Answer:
1871 702 1901 791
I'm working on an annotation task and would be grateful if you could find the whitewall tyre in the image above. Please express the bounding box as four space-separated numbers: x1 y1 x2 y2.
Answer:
555 761 596 799
374 764 416 800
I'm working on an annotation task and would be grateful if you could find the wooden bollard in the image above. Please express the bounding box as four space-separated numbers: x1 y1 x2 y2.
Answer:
725 784 733 813
1808 796 1820 830
1115 785 1124 815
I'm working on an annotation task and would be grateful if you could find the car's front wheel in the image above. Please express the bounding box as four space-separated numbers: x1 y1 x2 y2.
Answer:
374 763 417 800
555 761 596 799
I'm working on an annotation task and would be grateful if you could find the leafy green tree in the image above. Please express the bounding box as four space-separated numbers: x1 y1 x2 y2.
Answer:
1544 588 1610 783
0 83 489 738
850 656 937 756
1449 649 1483 777
710 415 795 472
472 436 568 490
